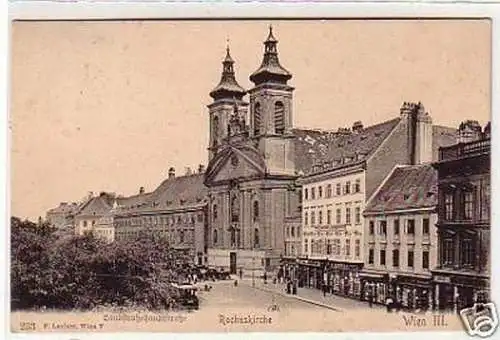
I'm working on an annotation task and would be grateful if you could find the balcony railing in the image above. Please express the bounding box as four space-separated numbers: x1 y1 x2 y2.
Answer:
439 138 490 162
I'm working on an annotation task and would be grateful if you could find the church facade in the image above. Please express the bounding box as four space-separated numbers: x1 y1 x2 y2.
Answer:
204 27 301 276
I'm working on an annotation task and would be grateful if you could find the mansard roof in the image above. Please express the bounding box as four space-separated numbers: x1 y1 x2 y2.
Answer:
293 118 401 175
365 164 437 213
117 174 207 214
76 193 117 217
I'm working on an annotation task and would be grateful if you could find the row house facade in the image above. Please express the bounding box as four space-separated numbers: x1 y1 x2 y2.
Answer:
431 121 491 312
112 168 208 264
362 164 438 310
296 102 455 299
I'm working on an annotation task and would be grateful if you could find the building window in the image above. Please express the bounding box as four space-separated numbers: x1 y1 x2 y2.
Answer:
304 188 309 200
345 239 351 256
345 181 351 195
355 207 361 224
369 221 374 235
407 250 414 268
355 239 360 258
318 211 323 225
254 228 260 247
304 239 309 253
297 226 301 237
394 219 400 235
326 209 332 225
304 212 308 226
83 221 88 227
354 179 361 193
254 102 261 136
422 218 430 235
422 251 429 269
336 183 341 196
180 230 185 243
311 211 316 225
334 239 341 255
346 207 351 225
274 101 285 134
442 238 454 265
463 191 474 220
445 193 454 220
380 249 386 266
336 208 341 224
291 226 295 237
213 204 218 220
462 238 475 266
311 188 316 200
326 184 332 198
392 249 400 267
327 240 332 255
318 186 323 199
253 201 259 222
379 220 387 236
368 248 374 264
407 219 415 235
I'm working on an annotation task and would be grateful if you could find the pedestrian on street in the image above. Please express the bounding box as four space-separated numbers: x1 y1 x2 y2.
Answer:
386 296 393 313
323 284 327 297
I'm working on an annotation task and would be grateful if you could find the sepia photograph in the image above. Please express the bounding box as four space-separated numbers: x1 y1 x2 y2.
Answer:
8 18 494 334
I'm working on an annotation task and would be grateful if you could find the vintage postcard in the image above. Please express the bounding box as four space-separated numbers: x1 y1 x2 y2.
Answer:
8 17 495 336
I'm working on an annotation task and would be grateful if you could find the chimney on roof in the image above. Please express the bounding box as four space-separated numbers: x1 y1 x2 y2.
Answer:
198 164 205 173
185 167 192 176
402 101 433 165
139 186 145 195
457 120 482 144
168 167 175 179
352 121 363 133
61 202 68 206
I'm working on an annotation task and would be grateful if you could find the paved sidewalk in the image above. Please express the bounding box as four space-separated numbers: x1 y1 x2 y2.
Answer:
239 278 386 312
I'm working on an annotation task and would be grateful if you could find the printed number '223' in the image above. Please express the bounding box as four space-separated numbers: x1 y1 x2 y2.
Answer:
20 322 36 331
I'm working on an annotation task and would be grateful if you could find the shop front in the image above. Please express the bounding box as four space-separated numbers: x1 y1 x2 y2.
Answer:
329 262 363 299
432 271 490 313
394 274 433 311
296 258 324 289
280 256 298 283
359 271 388 304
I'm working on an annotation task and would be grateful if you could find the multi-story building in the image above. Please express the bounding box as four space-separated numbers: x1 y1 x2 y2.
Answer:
297 102 455 299
431 120 490 312
113 167 208 265
362 164 438 310
74 192 118 235
46 201 80 230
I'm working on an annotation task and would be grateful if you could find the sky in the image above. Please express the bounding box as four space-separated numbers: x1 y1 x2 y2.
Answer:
10 19 491 221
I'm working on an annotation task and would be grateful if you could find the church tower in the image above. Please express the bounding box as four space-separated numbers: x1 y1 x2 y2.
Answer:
249 26 295 176
208 45 247 161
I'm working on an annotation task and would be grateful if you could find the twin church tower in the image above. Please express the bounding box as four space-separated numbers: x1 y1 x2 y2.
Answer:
204 26 300 273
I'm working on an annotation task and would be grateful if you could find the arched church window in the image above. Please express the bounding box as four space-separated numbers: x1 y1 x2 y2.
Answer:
274 101 285 134
213 116 219 146
254 228 260 248
253 201 259 222
254 102 261 136
213 229 218 244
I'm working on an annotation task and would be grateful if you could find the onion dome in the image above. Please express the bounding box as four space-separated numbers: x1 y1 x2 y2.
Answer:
210 45 246 101
250 25 292 86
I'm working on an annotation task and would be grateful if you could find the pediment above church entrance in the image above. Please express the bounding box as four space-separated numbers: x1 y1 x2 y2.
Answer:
204 145 266 185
